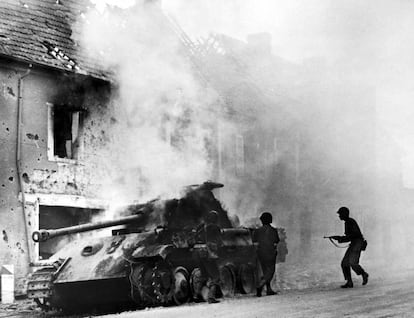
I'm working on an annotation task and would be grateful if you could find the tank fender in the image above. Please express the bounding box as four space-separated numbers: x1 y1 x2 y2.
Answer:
131 244 173 259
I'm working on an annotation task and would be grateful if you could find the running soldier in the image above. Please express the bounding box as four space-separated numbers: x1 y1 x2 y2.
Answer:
254 212 280 296
330 207 369 288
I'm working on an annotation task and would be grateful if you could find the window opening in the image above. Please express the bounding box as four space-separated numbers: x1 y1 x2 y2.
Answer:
38 206 102 260
48 104 85 160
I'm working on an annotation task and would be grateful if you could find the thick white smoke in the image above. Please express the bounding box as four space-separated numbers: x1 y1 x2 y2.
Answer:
75 0 414 285
74 0 224 210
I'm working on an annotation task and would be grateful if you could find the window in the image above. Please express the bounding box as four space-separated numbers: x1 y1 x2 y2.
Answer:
47 103 84 161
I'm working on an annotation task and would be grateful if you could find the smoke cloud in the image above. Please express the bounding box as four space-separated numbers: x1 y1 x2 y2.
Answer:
74 0 227 211
161 0 414 271
75 0 414 286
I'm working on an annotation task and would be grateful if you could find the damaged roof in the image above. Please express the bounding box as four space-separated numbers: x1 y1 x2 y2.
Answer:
0 0 111 81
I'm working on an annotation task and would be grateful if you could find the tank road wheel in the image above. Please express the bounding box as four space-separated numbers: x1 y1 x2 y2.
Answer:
238 264 256 294
172 267 190 305
152 261 174 305
130 261 174 306
190 267 207 301
130 262 158 305
219 264 236 297
130 263 146 304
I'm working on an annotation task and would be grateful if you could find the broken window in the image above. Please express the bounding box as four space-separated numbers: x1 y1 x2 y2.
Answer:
38 206 102 260
47 104 84 160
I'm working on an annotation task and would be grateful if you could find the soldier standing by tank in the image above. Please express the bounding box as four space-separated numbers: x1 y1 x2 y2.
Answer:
199 210 223 304
330 207 369 288
254 212 280 297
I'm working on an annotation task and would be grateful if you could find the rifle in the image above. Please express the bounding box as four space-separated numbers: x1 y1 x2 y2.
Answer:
323 235 348 248
323 235 340 240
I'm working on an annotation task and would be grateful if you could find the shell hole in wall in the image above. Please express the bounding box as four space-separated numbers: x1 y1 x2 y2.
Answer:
22 173 30 183
26 133 39 140
7 87 15 97
16 242 24 254
2 230 8 242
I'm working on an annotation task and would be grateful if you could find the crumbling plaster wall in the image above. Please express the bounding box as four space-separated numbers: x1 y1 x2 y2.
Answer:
0 60 112 293
19 70 113 198
0 63 30 294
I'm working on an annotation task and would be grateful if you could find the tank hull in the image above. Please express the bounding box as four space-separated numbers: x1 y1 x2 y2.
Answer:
27 182 264 312
27 228 258 311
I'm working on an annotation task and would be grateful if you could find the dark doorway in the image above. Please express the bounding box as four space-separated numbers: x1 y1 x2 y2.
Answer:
38 206 102 260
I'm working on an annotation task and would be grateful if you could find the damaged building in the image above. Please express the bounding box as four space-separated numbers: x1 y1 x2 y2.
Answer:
0 0 116 293
0 0 303 294
1 0 411 298
183 30 413 268
0 0 286 294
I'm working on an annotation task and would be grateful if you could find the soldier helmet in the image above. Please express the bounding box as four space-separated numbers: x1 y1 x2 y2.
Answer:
259 212 273 224
337 206 349 217
206 210 219 224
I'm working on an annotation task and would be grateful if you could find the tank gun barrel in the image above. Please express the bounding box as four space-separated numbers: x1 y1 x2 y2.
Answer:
32 213 143 243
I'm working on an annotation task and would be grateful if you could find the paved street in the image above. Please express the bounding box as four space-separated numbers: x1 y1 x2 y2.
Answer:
4 266 413 318
101 268 414 318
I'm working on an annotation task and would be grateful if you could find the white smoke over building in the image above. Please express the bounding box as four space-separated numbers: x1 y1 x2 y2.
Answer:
73 0 225 210
75 0 414 282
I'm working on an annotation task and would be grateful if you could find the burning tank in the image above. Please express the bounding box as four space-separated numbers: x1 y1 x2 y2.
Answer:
27 182 259 312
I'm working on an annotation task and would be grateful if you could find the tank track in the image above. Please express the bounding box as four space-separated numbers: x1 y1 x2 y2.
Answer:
27 258 69 310
28 259 175 310
28 259 253 310
27 266 56 310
